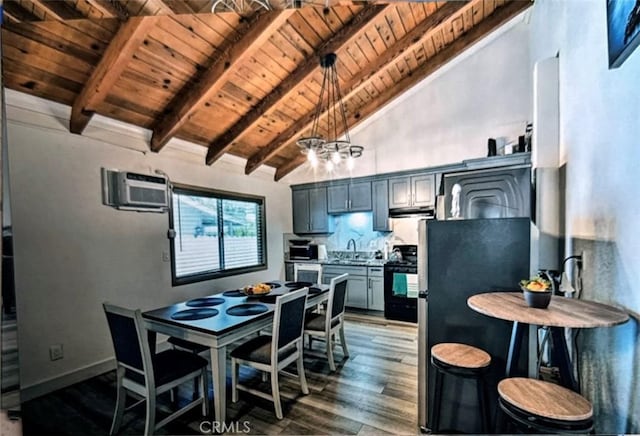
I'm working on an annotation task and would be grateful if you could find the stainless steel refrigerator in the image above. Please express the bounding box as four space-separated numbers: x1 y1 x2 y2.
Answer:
417 218 531 433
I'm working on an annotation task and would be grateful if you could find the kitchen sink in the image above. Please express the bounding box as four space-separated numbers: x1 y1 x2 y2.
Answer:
326 259 385 266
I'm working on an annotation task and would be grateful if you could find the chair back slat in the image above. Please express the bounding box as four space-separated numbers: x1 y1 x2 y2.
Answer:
104 309 144 371
330 274 349 320
274 288 308 351
297 269 320 283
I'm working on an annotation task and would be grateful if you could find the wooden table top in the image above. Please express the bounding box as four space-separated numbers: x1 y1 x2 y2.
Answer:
467 292 629 328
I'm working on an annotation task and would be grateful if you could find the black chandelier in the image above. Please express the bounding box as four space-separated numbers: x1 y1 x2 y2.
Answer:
297 53 363 171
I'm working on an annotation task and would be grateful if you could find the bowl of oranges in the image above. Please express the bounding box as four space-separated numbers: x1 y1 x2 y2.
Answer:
241 283 272 297
519 277 552 308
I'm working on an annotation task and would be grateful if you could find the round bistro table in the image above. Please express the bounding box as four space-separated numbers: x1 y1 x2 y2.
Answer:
467 292 629 391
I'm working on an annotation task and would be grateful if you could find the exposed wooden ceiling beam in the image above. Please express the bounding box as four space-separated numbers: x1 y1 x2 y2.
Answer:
136 0 176 15
69 16 157 134
274 0 533 181
158 0 199 14
85 0 130 20
149 10 295 152
204 4 389 166
2 1 41 22
248 1 466 175
30 0 85 20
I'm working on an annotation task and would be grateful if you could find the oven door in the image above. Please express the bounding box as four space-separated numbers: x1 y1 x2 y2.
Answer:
383 265 418 322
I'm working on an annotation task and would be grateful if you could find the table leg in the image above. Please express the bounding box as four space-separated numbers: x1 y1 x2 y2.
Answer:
550 327 578 392
505 321 526 377
528 325 538 378
211 345 227 423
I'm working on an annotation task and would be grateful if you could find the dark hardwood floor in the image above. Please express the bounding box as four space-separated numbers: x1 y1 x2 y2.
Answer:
21 316 418 435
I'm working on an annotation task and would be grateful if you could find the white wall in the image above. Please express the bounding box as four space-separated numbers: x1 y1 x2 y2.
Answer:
285 13 532 184
5 91 292 398
530 0 640 433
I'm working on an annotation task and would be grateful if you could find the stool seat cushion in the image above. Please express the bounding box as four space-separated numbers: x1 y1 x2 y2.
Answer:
498 378 593 422
431 343 491 369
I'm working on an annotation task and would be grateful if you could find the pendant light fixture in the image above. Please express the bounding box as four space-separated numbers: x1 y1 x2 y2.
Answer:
297 53 363 171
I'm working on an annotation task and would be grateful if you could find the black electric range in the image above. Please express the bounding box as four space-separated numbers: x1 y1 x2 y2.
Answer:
384 245 418 322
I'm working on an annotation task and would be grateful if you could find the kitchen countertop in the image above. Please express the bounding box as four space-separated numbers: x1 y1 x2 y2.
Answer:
285 258 386 267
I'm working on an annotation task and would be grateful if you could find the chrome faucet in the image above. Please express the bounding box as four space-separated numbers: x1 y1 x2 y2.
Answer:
347 239 357 257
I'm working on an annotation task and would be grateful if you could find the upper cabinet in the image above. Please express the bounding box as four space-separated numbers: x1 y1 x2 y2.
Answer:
388 173 436 209
327 181 372 214
292 187 332 234
372 180 391 232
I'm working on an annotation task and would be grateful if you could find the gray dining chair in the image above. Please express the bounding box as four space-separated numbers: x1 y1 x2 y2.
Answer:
230 287 309 419
295 262 323 313
103 303 209 435
304 273 349 371
294 262 323 283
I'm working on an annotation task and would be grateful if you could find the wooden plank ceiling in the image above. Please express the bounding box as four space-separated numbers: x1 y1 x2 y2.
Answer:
1 0 532 181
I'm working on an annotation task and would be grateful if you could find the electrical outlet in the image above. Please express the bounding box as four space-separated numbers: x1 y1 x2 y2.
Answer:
162 251 170 262
49 344 63 361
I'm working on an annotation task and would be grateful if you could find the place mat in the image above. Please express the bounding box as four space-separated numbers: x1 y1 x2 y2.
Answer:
186 297 225 307
309 287 323 294
171 308 219 321
222 290 245 298
226 303 269 317
285 281 313 289
264 282 281 288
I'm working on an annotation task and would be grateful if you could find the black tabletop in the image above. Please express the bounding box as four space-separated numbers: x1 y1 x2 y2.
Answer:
142 280 328 336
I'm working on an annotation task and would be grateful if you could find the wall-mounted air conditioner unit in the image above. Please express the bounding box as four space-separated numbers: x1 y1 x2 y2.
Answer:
102 168 169 212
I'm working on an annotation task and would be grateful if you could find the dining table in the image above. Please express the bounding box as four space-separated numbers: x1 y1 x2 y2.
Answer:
467 292 629 392
142 280 329 423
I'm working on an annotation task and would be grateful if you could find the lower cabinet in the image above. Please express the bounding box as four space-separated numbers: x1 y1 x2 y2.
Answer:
323 265 368 309
346 275 368 309
285 262 294 281
367 266 384 311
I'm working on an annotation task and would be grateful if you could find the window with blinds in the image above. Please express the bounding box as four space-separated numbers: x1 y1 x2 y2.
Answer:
170 185 267 285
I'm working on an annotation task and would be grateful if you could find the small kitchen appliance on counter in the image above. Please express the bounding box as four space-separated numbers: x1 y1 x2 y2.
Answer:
289 239 318 260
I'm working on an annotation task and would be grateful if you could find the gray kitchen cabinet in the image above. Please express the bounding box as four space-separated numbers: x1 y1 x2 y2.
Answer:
388 173 436 209
327 181 372 214
285 262 294 281
292 187 331 234
372 179 391 231
367 266 384 311
322 265 368 309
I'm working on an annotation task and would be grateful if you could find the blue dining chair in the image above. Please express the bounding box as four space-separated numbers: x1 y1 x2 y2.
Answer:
230 288 309 419
103 303 209 435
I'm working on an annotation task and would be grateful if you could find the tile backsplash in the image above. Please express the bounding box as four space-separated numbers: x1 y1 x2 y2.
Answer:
285 212 422 257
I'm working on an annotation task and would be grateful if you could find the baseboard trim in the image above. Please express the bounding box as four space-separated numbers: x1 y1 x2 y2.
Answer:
20 358 116 403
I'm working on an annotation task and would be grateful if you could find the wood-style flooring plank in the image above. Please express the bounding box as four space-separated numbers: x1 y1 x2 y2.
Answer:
21 316 419 435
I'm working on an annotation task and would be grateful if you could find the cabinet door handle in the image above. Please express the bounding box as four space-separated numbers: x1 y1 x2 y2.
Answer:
345 199 348 209
349 200 352 209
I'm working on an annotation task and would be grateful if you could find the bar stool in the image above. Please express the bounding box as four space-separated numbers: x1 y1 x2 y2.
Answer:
430 343 491 433
497 378 593 433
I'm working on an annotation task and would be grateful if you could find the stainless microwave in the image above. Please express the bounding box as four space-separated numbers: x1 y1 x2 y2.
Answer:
290 243 318 260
